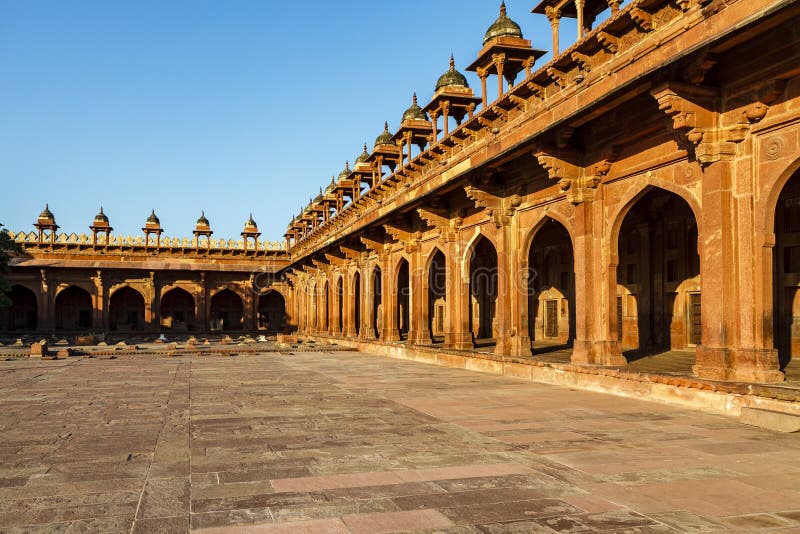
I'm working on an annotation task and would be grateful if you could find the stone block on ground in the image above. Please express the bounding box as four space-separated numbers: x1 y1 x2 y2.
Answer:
740 407 800 433
30 341 47 358
277 334 298 345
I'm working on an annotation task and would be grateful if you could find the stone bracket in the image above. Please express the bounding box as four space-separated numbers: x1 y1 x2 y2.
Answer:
651 81 749 166
417 207 463 242
464 185 522 228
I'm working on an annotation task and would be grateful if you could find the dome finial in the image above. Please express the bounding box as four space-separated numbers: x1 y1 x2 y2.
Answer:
384 121 389 132
363 142 368 152
450 54 455 69
500 1 507 16
412 93 418 105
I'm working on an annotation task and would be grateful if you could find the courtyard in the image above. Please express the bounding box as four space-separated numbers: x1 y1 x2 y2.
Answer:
0 351 799 533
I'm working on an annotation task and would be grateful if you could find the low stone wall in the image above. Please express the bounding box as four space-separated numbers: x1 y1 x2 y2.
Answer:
306 335 800 422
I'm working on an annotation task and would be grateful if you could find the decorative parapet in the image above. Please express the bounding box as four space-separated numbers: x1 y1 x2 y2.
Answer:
8 230 287 252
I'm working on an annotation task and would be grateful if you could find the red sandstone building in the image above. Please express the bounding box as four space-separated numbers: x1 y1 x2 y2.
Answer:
4 0 800 384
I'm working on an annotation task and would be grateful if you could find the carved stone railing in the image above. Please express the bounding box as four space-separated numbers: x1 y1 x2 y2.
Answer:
9 230 288 253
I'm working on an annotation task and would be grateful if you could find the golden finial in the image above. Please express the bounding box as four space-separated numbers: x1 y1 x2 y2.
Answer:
500 1 507 17
449 54 455 69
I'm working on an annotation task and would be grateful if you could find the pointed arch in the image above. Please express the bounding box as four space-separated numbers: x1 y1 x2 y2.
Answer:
608 181 702 258
109 286 145 331
160 287 196 331
614 187 700 355
210 288 244 332
258 289 287 333
55 286 93 331
0 284 38 332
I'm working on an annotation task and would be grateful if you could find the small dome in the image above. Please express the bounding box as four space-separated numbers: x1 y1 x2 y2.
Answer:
355 143 370 164
244 213 258 232
402 93 428 122
374 122 395 147
325 176 337 194
38 204 55 224
146 209 160 225
435 55 469 91
196 211 210 227
338 161 351 181
94 207 109 224
483 2 523 45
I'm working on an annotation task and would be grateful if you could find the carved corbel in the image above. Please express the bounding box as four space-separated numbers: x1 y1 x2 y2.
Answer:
571 51 592 72
651 81 749 166
464 185 522 228
546 67 568 88
743 79 787 123
596 31 619 53
526 81 546 99
533 148 580 192
324 253 347 268
586 145 621 189
629 7 653 31
417 207 462 242
311 258 329 271
382 222 412 244
682 51 717 86
477 116 493 129
508 95 528 112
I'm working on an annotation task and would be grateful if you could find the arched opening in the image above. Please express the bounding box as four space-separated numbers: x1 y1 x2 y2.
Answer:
372 267 382 338
258 290 287 333
160 288 196 331
470 236 498 346
336 277 344 334
353 272 361 337
55 286 93 331
0 285 38 332
428 250 447 343
528 219 575 353
616 188 700 359
109 287 145 331
775 170 800 375
210 289 243 331
397 259 410 340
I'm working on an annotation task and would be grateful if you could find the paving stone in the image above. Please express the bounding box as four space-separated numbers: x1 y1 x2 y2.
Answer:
1 352 799 532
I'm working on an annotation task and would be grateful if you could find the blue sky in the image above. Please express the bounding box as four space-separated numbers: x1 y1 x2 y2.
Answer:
1 1 572 240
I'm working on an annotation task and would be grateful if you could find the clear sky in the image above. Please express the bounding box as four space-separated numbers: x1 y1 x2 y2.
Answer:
0 1 573 241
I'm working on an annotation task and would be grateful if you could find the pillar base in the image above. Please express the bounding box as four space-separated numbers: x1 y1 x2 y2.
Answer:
411 332 433 345
694 346 785 383
572 339 627 366
444 332 474 350
509 335 532 358
382 329 401 342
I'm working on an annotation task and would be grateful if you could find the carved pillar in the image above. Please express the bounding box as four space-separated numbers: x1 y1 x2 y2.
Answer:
505 214 531 357
39 268 52 333
146 271 156 332
381 253 400 341
579 200 626 365
197 273 208 333
360 262 375 340
694 161 783 381
409 243 431 345
345 265 357 337
546 7 561 57
93 270 106 332
329 273 338 335
445 238 473 349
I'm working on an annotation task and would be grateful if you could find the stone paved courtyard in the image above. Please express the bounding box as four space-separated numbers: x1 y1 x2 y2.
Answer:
1 352 800 533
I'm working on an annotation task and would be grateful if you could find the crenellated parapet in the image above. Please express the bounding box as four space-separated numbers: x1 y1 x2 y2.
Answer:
8 230 287 253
